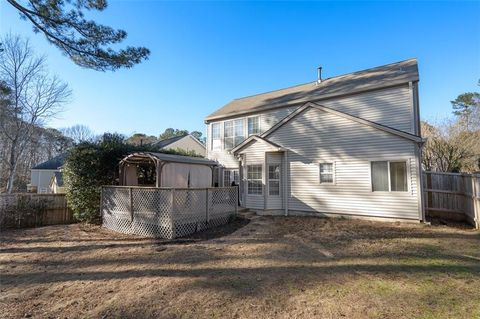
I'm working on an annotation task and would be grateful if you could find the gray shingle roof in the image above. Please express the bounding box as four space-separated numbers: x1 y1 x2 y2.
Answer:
205 59 419 122
32 154 66 170
154 135 187 148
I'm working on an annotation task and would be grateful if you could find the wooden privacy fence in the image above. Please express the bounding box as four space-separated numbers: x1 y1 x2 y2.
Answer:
423 171 479 229
0 194 74 229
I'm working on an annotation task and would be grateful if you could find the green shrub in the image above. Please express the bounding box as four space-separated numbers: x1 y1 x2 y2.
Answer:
63 133 201 223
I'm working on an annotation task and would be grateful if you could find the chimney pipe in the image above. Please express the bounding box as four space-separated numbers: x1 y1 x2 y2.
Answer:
317 66 322 84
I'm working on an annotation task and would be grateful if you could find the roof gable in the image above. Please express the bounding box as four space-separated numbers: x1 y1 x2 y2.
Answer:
205 59 418 122
232 135 286 155
32 154 66 170
261 102 423 143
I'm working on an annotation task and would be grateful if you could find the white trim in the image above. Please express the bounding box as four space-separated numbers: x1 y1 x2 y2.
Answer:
231 135 286 154
284 150 289 216
267 163 281 197
319 162 335 185
247 115 261 136
261 102 423 143
246 164 263 196
211 122 222 150
370 159 410 193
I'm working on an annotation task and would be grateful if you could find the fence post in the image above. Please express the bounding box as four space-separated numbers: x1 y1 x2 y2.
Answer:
129 187 133 222
205 188 209 224
473 175 479 229
426 172 432 214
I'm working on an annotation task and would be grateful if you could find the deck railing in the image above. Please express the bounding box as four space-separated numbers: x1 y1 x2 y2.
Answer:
101 186 238 238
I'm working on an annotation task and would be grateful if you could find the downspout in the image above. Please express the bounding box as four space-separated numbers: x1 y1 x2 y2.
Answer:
284 150 289 216
416 142 426 222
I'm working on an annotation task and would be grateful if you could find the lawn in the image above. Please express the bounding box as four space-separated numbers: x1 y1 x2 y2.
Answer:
1 215 479 319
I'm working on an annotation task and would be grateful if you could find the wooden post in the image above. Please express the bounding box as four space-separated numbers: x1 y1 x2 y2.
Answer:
426 172 432 215
205 188 209 224
473 175 479 229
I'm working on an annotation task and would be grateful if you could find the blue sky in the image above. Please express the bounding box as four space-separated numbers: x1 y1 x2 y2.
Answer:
1 1 479 137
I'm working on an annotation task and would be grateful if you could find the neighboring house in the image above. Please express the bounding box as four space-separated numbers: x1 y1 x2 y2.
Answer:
29 154 65 193
49 172 66 194
205 59 424 221
155 134 206 156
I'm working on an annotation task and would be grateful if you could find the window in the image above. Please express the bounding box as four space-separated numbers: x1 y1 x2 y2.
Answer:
268 164 281 196
390 162 408 192
223 169 231 187
224 169 240 186
320 163 334 184
233 170 240 184
247 165 262 195
211 123 221 150
371 161 408 192
248 117 260 136
224 119 245 149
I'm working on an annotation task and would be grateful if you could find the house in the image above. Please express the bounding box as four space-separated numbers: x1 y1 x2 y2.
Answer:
205 59 424 221
29 154 66 193
49 172 66 194
155 134 206 156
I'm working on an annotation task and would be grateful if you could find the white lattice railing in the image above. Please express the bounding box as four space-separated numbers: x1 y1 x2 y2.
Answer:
101 186 238 239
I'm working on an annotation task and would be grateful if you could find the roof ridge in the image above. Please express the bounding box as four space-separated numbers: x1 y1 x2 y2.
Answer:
230 58 417 102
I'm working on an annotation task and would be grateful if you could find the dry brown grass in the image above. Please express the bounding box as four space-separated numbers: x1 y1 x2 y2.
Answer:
1 215 479 319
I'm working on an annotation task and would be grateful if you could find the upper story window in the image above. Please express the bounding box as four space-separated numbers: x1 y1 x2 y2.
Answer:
224 119 244 150
211 123 221 150
371 161 408 192
248 116 260 136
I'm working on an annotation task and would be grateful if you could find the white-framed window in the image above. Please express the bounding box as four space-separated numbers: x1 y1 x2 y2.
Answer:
233 170 240 184
247 165 262 195
224 119 244 149
248 116 260 136
223 169 231 187
224 169 240 186
371 161 408 192
268 164 281 196
319 162 334 184
211 123 221 150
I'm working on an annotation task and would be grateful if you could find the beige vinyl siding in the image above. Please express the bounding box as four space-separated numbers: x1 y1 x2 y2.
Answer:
207 107 296 167
268 107 420 220
207 85 415 167
239 140 279 210
319 85 413 133
164 135 206 156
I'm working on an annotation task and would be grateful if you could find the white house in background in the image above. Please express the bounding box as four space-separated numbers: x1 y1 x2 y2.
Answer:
205 59 424 222
155 134 206 156
29 154 65 193
49 171 66 194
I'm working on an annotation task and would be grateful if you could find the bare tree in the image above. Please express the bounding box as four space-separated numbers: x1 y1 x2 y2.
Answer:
61 124 94 144
421 120 479 173
0 34 71 193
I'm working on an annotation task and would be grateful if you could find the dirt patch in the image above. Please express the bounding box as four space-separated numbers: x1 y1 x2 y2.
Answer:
1 215 479 319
